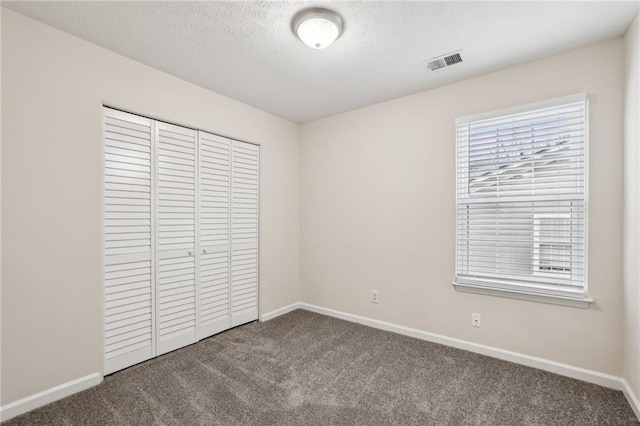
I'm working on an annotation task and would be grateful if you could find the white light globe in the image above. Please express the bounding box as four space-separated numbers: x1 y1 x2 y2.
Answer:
297 18 339 49
292 8 344 50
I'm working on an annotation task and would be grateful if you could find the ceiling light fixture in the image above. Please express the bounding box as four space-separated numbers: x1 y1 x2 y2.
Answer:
292 8 344 49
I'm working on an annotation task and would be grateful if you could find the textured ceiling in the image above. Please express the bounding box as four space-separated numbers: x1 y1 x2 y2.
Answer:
3 1 638 123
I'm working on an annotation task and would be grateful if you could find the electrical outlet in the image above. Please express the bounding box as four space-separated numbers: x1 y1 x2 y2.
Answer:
472 313 481 328
371 290 379 304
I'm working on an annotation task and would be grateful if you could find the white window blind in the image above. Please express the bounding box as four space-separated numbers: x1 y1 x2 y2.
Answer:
455 94 588 301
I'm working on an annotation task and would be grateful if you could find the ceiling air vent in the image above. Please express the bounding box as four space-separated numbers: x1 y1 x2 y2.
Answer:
424 50 464 71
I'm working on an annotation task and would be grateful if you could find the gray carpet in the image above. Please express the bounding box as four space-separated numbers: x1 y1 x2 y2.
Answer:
4 309 638 425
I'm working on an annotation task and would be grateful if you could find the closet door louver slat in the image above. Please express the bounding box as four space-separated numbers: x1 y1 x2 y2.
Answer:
155 122 198 355
103 108 155 374
231 141 259 327
198 131 232 339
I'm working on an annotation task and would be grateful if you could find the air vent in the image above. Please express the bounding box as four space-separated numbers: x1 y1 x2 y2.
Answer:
424 50 464 71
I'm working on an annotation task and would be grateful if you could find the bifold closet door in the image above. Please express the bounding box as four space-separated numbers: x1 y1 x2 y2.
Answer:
231 141 260 326
103 108 155 375
197 131 231 339
105 107 260 373
155 122 198 355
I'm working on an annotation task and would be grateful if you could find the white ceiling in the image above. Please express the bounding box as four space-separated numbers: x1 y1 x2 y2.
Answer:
3 1 638 123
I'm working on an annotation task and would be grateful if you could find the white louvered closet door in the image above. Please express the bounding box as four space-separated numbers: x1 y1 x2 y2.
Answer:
230 141 260 327
103 108 155 374
198 132 232 339
155 122 198 355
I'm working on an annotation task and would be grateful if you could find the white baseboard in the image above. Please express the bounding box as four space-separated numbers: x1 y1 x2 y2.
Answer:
622 379 640 420
0 372 102 422
242 302 639 420
299 303 624 391
2 306 637 422
260 302 302 322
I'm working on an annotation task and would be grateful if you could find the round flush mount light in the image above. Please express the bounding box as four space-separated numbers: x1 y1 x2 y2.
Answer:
292 8 344 49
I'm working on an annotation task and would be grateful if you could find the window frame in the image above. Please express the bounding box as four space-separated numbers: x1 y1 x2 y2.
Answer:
453 93 592 308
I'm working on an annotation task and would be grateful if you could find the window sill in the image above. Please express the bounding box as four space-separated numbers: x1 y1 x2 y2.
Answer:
452 282 594 309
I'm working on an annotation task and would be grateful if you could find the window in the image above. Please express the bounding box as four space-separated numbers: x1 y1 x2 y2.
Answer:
454 94 590 307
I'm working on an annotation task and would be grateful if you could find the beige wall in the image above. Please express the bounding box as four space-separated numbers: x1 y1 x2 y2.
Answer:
0 5 3 406
624 13 640 398
1 9 300 405
301 39 625 376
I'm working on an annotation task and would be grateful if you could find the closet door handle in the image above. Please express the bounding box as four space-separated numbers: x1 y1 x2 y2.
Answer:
188 250 193 256
202 249 207 254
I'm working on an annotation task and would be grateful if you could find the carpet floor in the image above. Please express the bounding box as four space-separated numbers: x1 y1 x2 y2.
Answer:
4 309 638 425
